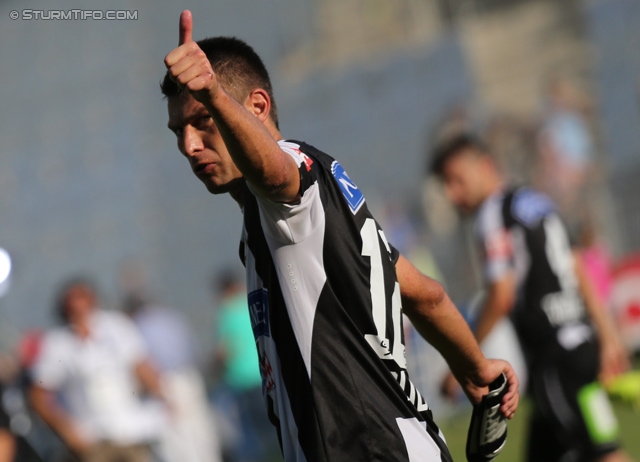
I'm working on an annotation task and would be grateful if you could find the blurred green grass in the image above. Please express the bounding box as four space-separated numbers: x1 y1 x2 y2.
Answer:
437 397 640 461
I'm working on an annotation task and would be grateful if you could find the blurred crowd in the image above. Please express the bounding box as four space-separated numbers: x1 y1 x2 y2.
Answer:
0 268 281 462
423 75 600 242
422 75 639 328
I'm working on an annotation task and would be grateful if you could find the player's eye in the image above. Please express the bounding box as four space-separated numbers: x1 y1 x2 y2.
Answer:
196 115 212 128
173 127 183 137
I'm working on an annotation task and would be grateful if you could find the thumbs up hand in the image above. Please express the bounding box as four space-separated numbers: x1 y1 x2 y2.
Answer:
164 10 218 103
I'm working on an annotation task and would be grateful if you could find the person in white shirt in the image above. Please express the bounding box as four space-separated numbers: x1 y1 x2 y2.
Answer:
123 293 222 462
29 278 167 462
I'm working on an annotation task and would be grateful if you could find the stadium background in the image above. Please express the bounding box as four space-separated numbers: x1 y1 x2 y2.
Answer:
0 0 639 459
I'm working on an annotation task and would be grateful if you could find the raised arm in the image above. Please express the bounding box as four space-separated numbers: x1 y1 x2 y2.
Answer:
396 255 518 417
164 11 300 203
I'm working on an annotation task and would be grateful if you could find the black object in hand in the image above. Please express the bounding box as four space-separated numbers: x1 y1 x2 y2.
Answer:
466 372 508 462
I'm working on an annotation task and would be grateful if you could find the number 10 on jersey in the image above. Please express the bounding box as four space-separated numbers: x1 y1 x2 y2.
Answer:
360 218 407 369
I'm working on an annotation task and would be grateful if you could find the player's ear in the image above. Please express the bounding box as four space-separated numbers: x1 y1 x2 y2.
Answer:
244 88 271 123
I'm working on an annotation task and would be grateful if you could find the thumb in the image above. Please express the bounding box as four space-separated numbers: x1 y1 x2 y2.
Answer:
179 10 193 45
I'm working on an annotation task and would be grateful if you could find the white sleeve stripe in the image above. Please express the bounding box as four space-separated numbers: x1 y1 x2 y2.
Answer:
278 140 305 166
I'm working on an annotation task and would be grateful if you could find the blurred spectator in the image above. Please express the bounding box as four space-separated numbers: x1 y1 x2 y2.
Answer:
0 338 50 462
536 76 596 216
123 293 221 462
29 278 167 462
0 381 16 462
212 270 279 462
577 217 614 310
610 256 640 354
484 113 538 186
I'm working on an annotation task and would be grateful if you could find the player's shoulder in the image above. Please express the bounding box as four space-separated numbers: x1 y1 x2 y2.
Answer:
282 139 336 170
41 326 75 350
96 309 137 333
508 186 555 227
476 189 508 235
37 325 82 363
283 139 366 215
278 140 318 171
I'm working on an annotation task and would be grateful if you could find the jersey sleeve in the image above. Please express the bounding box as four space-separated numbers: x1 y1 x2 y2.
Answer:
476 195 514 283
246 140 322 245
389 243 400 266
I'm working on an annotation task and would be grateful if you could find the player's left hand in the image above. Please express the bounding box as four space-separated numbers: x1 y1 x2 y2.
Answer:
458 358 519 420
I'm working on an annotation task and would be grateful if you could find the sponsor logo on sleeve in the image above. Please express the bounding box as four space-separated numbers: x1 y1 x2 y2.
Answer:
512 188 555 226
485 229 512 262
331 161 365 214
248 288 270 339
259 353 276 394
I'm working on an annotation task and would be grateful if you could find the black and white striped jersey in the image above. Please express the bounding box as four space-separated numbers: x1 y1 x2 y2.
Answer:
475 186 593 365
239 140 451 462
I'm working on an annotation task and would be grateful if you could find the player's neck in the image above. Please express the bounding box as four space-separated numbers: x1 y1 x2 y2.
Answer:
485 174 504 198
69 315 92 339
228 178 247 208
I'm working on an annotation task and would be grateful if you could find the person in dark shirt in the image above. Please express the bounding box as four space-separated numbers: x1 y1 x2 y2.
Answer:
431 133 630 462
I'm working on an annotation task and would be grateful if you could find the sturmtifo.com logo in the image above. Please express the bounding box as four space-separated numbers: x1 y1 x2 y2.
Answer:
10 10 138 20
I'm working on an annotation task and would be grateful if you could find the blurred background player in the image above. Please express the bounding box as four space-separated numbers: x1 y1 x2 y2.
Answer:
430 133 631 462
29 278 168 462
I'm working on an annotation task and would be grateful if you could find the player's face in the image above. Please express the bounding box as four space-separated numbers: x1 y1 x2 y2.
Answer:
167 94 243 194
63 285 96 322
441 150 487 213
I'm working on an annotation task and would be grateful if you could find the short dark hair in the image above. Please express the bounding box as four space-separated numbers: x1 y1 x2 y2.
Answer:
54 276 97 323
161 36 278 128
429 133 489 177
212 268 242 294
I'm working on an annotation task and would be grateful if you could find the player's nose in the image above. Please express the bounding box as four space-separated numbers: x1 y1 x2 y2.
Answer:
182 125 204 157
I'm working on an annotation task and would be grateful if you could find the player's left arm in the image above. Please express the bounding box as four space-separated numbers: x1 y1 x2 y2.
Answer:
440 273 516 400
397 255 519 418
573 250 629 384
